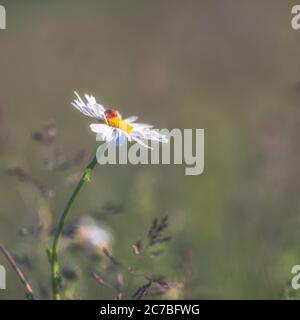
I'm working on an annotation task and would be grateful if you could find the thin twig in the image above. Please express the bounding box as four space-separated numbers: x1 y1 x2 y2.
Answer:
90 271 116 292
91 271 123 299
103 247 121 266
124 216 170 298
0 243 36 300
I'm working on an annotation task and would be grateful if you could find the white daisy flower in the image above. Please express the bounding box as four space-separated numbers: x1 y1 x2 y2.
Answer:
72 91 168 148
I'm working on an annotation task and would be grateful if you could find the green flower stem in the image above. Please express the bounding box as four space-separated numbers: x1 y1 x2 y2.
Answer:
50 154 98 300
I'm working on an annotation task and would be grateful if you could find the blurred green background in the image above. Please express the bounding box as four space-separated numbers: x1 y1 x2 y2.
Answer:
1 0 300 299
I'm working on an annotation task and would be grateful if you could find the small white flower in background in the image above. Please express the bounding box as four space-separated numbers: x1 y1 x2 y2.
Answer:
72 92 168 149
73 217 113 253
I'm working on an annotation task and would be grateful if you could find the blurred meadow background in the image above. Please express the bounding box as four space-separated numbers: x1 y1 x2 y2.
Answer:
1 0 300 299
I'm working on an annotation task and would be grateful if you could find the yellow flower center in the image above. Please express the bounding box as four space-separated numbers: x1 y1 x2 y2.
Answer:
107 117 133 133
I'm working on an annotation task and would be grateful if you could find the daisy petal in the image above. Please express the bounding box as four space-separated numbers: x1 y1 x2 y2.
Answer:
124 116 138 123
103 127 115 142
117 128 132 142
90 124 115 142
145 131 168 143
72 91 105 119
132 136 153 149
132 123 153 130
90 124 109 133
114 130 127 146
